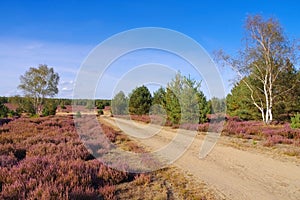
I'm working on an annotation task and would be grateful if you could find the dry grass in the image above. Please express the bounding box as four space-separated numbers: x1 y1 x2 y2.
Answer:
99 116 219 199
115 166 218 200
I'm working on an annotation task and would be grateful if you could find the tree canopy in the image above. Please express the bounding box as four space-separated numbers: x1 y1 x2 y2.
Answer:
217 14 299 123
165 73 209 124
111 91 128 115
129 86 152 115
18 64 60 115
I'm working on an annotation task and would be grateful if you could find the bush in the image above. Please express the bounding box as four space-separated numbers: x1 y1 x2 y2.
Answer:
0 103 9 118
98 109 104 115
42 102 57 116
75 111 81 118
291 113 300 129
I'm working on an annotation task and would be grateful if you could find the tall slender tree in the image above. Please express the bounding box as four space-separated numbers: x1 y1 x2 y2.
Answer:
217 15 299 124
152 87 166 115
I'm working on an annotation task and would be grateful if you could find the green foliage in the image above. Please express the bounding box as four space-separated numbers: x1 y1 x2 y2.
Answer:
226 79 261 120
98 109 104 115
59 98 72 105
165 87 181 124
9 95 35 115
152 87 166 107
152 87 166 115
18 64 60 115
209 97 226 114
227 69 300 121
95 99 110 109
75 111 81 118
73 99 88 106
291 113 300 129
85 100 94 110
165 73 184 124
111 91 128 115
165 73 209 124
0 102 9 118
0 96 8 104
129 86 152 115
42 100 58 116
272 64 300 120
197 91 210 123
217 14 299 124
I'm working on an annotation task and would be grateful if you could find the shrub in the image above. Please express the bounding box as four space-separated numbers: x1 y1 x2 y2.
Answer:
0 103 9 118
75 111 81 118
291 113 300 129
99 185 116 200
42 102 57 116
98 109 104 115
134 173 151 186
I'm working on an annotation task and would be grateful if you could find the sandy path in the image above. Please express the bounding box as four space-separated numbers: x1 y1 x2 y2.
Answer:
100 116 300 200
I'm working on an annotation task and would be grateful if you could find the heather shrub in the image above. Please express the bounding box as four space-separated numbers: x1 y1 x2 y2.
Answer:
0 116 140 199
118 113 300 146
99 185 116 200
134 173 151 186
221 117 300 145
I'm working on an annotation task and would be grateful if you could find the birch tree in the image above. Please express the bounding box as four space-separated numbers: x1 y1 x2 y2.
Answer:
217 15 299 124
18 64 59 115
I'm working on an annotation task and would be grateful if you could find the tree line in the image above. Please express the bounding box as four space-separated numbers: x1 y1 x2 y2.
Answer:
111 73 212 125
112 15 300 125
0 95 110 118
1 14 299 125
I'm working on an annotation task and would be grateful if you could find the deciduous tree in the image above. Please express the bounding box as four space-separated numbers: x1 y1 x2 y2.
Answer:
18 64 59 115
217 15 299 124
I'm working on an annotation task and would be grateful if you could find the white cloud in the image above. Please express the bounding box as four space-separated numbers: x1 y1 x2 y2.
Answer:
0 35 232 99
0 37 92 98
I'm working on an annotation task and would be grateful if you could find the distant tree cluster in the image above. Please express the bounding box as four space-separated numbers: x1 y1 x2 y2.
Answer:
9 64 111 117
0 96 19 118
111 73 211 125
4 14 299 126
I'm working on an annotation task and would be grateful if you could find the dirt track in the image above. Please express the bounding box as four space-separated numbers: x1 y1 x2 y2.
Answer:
100 116 300 200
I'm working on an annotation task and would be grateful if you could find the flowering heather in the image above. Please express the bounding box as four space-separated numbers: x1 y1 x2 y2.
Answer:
115 114 300 146
114 115 170 126
222 117 300 145
0 115 138 199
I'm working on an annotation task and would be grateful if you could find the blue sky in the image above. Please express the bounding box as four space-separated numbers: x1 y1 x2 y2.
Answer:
1 0 300 99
